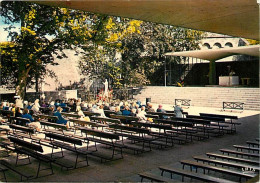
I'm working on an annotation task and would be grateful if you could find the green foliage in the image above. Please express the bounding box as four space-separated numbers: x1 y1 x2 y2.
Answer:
79 18 203 87
0 1 94 99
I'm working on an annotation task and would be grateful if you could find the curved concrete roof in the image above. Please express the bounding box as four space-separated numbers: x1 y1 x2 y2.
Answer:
36 0 259 40
165 45 260 61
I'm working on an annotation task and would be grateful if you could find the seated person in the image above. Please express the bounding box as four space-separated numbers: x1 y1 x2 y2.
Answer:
156 104 168 119
53 107 69 128
22 108 41 131
60 100 69 112
96 105 106 118
48 107 55 122
136 108 147 122
115 106 122 115
147 103 155 112
130 108 137 117
103 103 110 110
122 106 131 116
15 107 23 125
174 102 183 118
3 103 9 110
15 107 23 118
77 106 90 122
27 102 33 110
22 108 35 122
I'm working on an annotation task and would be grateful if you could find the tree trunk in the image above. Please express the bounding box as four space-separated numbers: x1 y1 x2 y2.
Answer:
16 66 31 100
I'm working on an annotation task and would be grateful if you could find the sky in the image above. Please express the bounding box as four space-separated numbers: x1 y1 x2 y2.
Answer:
0 16 20 42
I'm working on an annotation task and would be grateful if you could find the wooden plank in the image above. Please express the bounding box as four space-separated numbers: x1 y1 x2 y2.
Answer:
159 166 237 183
180 160 256 179
206 153 259 166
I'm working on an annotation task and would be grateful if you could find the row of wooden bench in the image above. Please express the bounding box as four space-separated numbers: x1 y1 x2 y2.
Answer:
0 111 240 181
139 138 259 182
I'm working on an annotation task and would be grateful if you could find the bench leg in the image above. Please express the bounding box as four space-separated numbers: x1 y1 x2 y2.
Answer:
160 170 164 176
36 161 41 178
75 154 79 169
50 162 54 175
1 170 7 182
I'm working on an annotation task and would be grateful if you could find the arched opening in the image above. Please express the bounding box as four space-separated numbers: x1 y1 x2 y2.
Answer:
225 42 233 47
202 43 211 49
213 42 222 49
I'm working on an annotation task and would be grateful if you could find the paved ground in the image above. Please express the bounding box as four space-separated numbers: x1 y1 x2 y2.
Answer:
1 106 259 182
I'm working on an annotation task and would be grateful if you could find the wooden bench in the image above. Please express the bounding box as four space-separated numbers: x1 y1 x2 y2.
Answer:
0 160 33 181
159 166 236 183
68 118 108 130
246 141 259 148
220 148 260 158
145 114 159 119
39 107 51 114
199 113 240 133
110 114 139 124
45 132 90 169
173 117 213 138
223 102 244 112
180 159 256 182
83 111 101 117
108 124 152 153
153 118 195 142
90 116 121 124
186 115 231 134
233 145 260 153
206 152 259 166
8 136 54 178
61 112 81 119
36 114 58 123
200 113 238 120
79 127 124 162
104 110 116 118
193 156 259 172
10 117 31 126
40 121 68 132
130 121 177 148
155 119 208 141
146 111 175 119
138 172 175 182
187 114 236 132
9 124 35 137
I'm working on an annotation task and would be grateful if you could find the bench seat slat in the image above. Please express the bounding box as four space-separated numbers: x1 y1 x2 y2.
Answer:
138 172 175 182
181 160 256 179
220 149 260 158
206 152 260 165
159 166 237 183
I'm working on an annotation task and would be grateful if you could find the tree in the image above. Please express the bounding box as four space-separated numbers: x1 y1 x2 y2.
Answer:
0 1 94 99
79 17 203 88
120 22 203 86
78 17 143 88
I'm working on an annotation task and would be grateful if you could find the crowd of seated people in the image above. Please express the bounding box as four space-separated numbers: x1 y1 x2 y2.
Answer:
0 97 184 131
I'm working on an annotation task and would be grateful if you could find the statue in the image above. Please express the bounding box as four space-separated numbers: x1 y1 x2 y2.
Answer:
103 79 108 97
